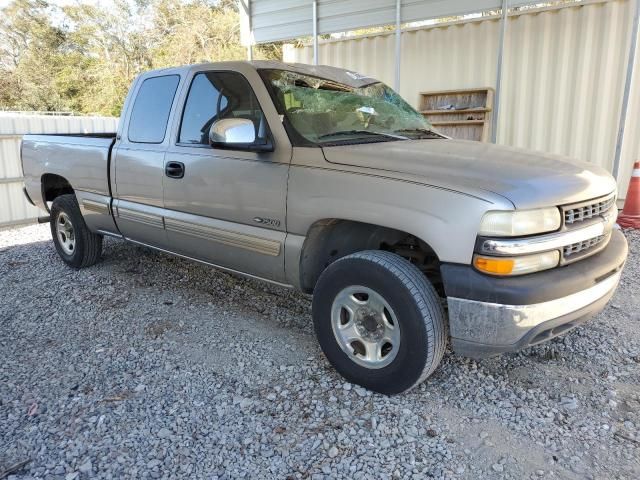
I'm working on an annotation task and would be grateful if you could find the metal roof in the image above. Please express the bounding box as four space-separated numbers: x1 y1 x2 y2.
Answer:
240 0 546 44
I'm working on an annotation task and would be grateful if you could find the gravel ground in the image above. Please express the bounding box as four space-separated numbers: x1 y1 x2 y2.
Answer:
1 224 639 480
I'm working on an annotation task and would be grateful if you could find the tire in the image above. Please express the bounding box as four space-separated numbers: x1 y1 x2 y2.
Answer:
312 250 447 395
50 194 103 268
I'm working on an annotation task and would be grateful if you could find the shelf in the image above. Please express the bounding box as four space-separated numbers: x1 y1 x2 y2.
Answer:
431 120 486 126
420 107 491 115
418 87 494 141
419 88 493 96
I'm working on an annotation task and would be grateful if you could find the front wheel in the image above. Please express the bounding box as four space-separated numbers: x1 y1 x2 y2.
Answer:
312 250 447 395
50 194 103 268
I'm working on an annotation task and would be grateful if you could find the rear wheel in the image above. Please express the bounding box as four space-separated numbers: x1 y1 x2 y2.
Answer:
312 250 447 395
50 194 103 268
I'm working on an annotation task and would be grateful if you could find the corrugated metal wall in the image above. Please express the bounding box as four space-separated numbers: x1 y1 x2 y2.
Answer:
284 0 639 200
0 114 118 228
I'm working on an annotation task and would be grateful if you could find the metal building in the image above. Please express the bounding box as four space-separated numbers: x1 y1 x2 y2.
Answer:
241 0 640 202
0 113 118 228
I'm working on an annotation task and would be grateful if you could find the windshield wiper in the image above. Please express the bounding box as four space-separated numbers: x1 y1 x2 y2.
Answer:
318 130 408 141
393 128 443 139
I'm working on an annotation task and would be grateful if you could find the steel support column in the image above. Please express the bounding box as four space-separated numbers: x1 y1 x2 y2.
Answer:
394 0 401 92
242 0 253 60
613 0 640 180
313 0 319 65
491 0 509 144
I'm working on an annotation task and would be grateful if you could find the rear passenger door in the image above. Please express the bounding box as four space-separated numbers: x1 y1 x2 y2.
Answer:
163 69 291 283
112 74 181 248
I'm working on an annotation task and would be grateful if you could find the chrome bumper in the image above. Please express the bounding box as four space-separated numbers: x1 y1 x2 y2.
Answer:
447 269 622 358
442 227 628 358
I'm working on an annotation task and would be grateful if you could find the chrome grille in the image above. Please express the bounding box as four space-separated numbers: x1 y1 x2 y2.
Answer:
564 195 616 225
563 235 607 259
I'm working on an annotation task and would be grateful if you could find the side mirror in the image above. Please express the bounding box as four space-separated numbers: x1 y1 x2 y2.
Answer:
208 118 273 152
209 118 256 145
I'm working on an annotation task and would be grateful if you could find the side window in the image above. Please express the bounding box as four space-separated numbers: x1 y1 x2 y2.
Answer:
179 71 268 145
128 75 180 144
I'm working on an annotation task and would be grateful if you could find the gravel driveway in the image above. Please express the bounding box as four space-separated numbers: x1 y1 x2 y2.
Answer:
1 224 639 480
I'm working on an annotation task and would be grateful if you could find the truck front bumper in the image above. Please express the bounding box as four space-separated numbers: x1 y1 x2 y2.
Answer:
441 229 628 359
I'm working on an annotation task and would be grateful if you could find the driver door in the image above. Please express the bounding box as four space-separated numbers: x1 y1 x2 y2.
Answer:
162 69 291 283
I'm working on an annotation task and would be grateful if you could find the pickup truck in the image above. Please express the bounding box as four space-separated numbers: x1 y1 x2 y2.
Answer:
21 61 628 394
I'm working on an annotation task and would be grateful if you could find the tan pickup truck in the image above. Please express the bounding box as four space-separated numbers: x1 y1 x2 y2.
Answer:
21 61 628 394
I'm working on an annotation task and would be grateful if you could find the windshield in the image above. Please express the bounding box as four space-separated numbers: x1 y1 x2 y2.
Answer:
260 69 439 145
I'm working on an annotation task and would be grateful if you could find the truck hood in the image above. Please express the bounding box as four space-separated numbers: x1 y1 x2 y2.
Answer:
321 139 617 209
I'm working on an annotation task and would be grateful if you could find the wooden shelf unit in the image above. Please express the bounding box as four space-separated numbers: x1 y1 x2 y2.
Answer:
418 88 494 142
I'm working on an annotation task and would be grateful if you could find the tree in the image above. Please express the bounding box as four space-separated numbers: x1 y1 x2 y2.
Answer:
0 0 282 115
61 0 154 115
0 0 68 110
149 0 281 68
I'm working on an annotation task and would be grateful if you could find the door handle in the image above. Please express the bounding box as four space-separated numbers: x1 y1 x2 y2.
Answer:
165 161 185 179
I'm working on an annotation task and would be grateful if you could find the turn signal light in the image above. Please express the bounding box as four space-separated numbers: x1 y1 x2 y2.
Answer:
473 250 560 276
474 256 515 275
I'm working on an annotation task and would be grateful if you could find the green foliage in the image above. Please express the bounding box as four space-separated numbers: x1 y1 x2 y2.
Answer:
0 0 67 110
0 0 281 116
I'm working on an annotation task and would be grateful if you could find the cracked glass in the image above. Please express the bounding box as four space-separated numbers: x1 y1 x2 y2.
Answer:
260 69 437 145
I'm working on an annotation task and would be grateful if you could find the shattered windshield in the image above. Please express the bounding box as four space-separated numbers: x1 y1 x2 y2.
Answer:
260 69 439 145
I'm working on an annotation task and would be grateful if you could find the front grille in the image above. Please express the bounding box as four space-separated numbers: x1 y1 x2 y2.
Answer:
560 194 616 263
563 234 606 258
564 195 616 225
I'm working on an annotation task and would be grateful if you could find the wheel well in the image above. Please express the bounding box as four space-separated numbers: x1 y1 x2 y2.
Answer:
41 174 74 204
299 219 443 295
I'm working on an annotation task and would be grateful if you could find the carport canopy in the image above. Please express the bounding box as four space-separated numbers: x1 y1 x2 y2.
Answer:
239 0 540 46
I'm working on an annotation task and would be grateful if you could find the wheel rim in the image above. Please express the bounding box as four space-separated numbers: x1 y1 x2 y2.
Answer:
331 286 401 369
55 212 76 255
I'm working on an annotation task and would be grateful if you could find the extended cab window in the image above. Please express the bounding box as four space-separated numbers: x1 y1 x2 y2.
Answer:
179 71 269 146
128 75 180 144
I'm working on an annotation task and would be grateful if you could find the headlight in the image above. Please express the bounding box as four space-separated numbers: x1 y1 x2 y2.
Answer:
479 208 561 237
473 251 560 276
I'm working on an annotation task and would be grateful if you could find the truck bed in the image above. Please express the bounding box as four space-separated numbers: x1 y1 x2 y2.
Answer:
21 133 117 211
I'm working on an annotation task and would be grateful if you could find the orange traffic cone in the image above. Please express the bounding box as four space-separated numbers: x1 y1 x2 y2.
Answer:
618 161 640 229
